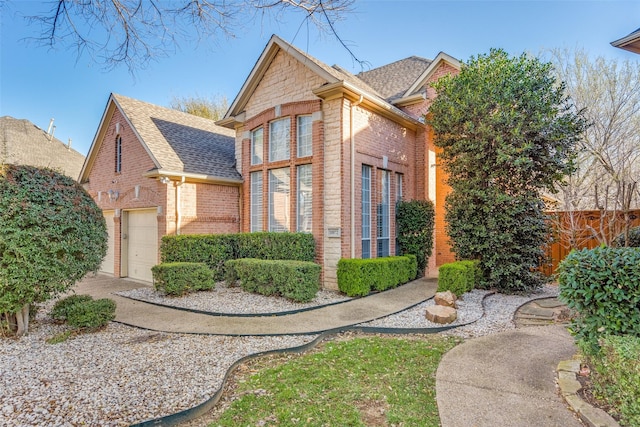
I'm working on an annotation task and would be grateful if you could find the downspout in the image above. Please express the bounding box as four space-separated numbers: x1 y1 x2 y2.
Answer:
175 176 185 235
350 95 364 258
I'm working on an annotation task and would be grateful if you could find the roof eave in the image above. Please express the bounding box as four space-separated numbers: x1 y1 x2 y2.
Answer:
143 169 243 186
393 92 427 107
611 29 640 54
402 52 461 98
313 81 423 131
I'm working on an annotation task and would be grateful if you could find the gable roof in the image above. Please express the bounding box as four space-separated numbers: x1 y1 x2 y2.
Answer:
611 27 640 54
80 94 241 184
0 116 85 179
357 56 433 102
219 35 424 130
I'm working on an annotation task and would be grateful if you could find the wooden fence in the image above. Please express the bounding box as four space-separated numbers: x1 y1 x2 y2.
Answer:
542 209 640 276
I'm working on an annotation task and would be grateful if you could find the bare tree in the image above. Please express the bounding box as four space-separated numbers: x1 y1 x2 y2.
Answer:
169 93 229 121
21 0 354 72
548 48 640 245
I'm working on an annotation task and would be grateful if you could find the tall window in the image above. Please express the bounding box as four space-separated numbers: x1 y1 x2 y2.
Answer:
377 170 390 257
115 135 122 173
297 164 312 232
250 172 263 232
269 168 290 232
269 118 290 162
251 127 263 165
361 165 372 259
297 116 312 158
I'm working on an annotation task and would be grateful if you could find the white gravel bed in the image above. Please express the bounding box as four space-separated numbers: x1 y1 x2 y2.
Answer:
117 282 351 314
358 289 488 329
357 284 559 337
442 284 560 338
1 284 561 426
0 308 317 427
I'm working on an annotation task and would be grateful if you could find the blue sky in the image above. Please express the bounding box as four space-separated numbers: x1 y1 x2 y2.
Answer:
1 1 639 157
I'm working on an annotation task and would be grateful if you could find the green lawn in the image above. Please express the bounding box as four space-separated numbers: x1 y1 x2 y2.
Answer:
210 334 461 427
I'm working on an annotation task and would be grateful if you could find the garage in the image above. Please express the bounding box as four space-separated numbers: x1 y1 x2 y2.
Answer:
124 209 158 282
100 210 115 275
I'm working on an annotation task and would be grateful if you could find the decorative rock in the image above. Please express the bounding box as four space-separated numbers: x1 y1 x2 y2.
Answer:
425 305 457 324
434 291 457 308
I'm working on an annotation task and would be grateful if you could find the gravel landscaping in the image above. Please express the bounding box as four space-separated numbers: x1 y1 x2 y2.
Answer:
0 283 560 426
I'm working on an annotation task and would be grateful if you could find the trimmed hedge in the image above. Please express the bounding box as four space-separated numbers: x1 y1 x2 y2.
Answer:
50 295 116 330
161 232 315 280
558 246 640 351
225 259 320 303
151 262 215 296
336 255 418 297
437 260 480 296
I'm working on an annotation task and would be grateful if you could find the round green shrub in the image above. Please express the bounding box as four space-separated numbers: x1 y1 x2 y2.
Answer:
0 165 107 334
51 295 94 321
65 298 116 330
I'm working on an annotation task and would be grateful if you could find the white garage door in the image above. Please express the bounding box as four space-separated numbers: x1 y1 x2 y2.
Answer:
100 210 115 274
126 209 158 282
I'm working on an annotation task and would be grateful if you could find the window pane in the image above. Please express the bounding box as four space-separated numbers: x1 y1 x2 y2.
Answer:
115 135 122 173
250 172 263 232
396 173 403 202
377 170 390 257
251 127 263 165
269 118 290 162
269 168 290 232
297 116 312 158
362 165 371 259
297 164 312 232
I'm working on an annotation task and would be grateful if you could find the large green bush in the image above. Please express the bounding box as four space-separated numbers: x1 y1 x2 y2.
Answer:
151 262 215 296
161 232 315 280
437 260 480 296
336 255 417 297
225 259 320 303
429 49 587 294
557 246 640 349
584 335 640 426
396 200 434 276
0 165 107 336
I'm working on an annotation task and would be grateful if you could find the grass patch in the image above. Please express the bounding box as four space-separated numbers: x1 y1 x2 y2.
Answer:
210 334 460 426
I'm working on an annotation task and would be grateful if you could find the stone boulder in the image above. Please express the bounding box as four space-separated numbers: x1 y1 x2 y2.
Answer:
426 305 457 324
434 290 457 308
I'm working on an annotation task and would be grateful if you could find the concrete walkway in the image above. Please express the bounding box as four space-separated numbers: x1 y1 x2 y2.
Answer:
74 274 437 335
436 324 582 427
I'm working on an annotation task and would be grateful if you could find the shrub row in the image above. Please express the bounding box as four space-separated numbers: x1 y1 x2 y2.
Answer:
583 335 640 427
437 260 481 296
557 246 640 350
50 294 116 330
225 259 320 303
161 232 316 280
151 262 215 296
336 255 417 297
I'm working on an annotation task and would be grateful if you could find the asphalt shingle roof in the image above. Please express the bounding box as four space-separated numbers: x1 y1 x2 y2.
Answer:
112 94 240 181
0 116 86 179
357 56 433 102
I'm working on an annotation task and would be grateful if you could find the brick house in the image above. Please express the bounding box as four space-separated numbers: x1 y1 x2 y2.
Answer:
218 35 460 290
79 94 241 282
